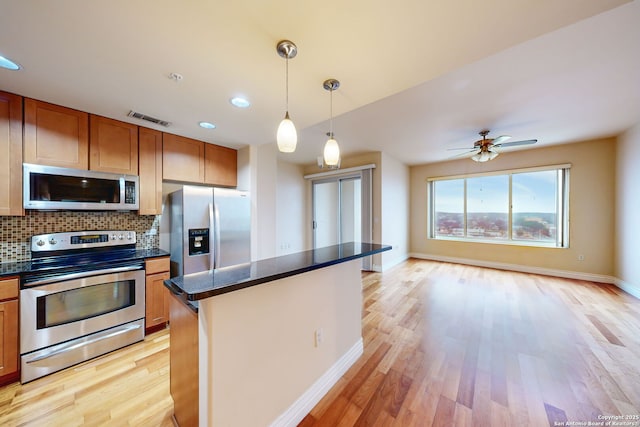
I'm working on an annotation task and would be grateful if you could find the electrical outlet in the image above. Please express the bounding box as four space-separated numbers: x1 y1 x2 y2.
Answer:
314 328 324 347
578 254 585 261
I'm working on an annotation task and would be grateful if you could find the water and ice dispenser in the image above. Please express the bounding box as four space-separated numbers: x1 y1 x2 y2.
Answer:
188 228 209 256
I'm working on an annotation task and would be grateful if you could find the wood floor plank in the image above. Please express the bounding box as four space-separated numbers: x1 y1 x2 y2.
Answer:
1 259 639 427
303 259 640 427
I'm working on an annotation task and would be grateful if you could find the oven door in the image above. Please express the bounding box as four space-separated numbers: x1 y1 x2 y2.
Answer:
20 268 145 355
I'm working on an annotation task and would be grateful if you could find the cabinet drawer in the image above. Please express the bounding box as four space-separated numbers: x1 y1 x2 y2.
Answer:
0 277 18 301
145 257 170 275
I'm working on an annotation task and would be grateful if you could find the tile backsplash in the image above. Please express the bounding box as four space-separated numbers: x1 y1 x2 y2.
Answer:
0 211 160 262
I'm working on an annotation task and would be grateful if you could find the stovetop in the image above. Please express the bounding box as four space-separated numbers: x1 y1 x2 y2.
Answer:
28 248 143 272
8 230 169 285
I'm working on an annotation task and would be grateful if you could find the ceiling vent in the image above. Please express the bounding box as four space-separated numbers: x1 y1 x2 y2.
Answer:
127 111 171 127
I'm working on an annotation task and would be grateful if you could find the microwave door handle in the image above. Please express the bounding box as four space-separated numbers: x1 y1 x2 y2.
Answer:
214 202 221 269
209 202 215 271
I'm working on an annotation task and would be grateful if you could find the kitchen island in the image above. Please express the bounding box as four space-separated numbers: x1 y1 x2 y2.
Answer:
164 242 391 427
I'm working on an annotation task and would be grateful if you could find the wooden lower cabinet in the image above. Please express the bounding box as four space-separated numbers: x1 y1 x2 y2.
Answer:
145 257 170 334
169 292 199 427
0 277 19 385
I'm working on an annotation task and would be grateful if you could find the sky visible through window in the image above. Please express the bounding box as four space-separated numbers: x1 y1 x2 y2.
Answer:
432 169 561 244
435 171 557 213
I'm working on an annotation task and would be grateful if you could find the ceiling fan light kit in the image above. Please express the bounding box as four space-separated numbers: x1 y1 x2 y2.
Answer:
461 129 537 162
276 40 298 153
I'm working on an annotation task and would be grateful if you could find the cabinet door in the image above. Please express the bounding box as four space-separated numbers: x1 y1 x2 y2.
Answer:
162 133 204 183
138 127 163 215
90 115 138 175
0 277 19 380
146 272 170 331
0 300 18 378
169 292 199 427
0 91 23 216
204 143 237 187
24 98 89 169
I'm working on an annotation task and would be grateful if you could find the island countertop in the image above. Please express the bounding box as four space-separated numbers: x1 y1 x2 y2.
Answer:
164 242 391 301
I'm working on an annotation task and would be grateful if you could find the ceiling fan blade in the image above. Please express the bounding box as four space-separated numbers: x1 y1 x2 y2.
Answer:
449 149 478 159
494 139 537 148
446 147 476 151
491 135 511 145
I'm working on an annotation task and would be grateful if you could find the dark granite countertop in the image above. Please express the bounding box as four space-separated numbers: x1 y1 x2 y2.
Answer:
164 242 391 302
0 248 170 278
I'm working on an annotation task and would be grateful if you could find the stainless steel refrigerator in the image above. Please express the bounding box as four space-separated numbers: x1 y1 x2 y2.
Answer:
168 186 251 276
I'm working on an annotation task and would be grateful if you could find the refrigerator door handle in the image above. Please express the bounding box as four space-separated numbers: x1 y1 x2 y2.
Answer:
213 202 221 268
209 202 215 270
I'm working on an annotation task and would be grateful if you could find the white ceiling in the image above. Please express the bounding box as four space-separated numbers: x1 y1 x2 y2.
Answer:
1 0 638 166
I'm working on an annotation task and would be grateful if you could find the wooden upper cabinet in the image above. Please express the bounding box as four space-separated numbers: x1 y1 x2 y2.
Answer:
89 115 138 175
0 91 23 216
204 143 237 187
162 133 204 183
24 98 89 169
138 127 163 215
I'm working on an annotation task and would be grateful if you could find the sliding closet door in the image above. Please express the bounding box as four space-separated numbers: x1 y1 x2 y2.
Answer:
313 180 340 248
311 168 373 270
312 177 362 247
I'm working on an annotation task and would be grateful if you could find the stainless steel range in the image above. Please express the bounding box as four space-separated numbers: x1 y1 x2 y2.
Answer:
20 230 146 383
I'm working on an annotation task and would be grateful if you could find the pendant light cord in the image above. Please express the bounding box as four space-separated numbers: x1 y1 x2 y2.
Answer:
329 87 333 136
285 55 289 114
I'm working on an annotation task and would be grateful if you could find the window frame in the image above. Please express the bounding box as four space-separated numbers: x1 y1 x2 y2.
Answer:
428 164 570 248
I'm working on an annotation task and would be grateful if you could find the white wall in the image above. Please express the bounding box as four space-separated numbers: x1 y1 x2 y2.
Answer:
615 124 640 297
381 152 410 270
199 260 363 427
410 138 616 278
252 144 278 260
276 161 308 255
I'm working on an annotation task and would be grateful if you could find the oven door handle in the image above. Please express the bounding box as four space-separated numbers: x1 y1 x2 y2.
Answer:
25 323 142 364
23 265 144 287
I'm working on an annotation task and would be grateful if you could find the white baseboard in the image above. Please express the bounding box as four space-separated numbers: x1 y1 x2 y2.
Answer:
409 252 640 299
614 278 640 299
382 253 410 272
269 338 364 427
409 252 615 283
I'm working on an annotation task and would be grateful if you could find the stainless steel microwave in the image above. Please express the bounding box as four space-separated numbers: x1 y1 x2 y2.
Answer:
23 163 139 211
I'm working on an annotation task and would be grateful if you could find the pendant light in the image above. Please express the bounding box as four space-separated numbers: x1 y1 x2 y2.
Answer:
323 78 340 167
276 40 298 153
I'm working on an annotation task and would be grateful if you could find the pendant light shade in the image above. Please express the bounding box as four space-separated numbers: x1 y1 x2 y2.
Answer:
323 78 341 167
323 134 340 166
277 112 297 152
276 40 298 153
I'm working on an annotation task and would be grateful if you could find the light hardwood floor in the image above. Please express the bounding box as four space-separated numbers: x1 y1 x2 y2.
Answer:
1 259 639 426
0 330 174 426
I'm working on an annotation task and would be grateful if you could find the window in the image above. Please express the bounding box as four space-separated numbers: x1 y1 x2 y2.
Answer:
429 165 569 247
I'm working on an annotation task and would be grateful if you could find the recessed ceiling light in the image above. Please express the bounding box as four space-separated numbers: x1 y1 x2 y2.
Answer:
199 121 216 129
230 97 251 108
0 55 21 70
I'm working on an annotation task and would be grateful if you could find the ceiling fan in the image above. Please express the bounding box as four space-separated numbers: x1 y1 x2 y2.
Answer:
450 130 537 162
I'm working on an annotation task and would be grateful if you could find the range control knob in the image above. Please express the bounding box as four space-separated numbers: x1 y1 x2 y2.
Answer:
126 233 133 240
118 234 124 240
36 239 45 247
111 234 117 241
48 238 57 245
